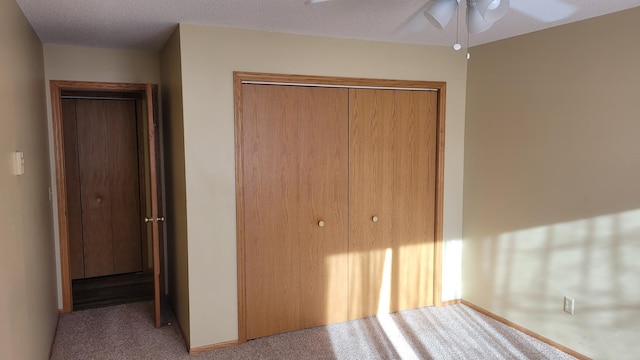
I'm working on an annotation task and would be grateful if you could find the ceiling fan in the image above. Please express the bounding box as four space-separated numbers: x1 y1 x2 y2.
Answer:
422 0 576 33
308 0 577 39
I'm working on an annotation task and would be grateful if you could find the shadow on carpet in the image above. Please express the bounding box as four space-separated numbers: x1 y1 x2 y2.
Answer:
51 301 576 359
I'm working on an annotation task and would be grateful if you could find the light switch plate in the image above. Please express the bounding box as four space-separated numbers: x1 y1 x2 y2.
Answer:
13 151 24 176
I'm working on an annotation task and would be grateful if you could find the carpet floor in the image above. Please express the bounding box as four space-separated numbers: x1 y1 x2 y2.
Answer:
50 301 576 359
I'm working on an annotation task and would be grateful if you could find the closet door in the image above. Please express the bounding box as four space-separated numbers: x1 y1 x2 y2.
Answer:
74 99 143 278
389 89 437 312
348 89 437 319
62 99 84 280
348 89 395 319
242 84 349 340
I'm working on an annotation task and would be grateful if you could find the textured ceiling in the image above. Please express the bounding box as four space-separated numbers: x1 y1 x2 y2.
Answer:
15 0 640 50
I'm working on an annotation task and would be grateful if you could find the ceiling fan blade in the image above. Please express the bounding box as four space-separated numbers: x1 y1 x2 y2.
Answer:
510 0 577 22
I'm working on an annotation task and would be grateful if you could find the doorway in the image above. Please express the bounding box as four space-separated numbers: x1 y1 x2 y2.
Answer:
62 93 150 309
51 81 165 327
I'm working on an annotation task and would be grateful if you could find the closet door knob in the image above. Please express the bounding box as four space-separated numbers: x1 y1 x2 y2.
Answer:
318 220 325 228
96 196 102 203
372 216 379 223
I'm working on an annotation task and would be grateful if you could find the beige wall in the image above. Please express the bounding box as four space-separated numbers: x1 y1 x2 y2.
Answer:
42 44 161 307
0 1 58 359
43 44 160 84
463 8 640 359
177 24 467 347
159 28 191 343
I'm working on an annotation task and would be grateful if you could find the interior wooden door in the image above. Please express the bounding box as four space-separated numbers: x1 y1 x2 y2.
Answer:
69 98 143 278
348 88 437 319
242 84 349 340
144 84 164 328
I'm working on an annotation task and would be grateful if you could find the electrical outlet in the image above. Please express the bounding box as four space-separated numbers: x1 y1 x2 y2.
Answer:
564 296 575 315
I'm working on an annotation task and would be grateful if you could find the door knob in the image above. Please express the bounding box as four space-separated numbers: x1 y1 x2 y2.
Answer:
372 215 379 223
318 220 325 228
96 196 102 203
145 216 166 223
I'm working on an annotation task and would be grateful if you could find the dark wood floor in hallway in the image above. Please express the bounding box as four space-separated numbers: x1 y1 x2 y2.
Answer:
72 272 153 311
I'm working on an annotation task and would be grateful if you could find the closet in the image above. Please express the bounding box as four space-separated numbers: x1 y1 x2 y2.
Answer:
236 73 444 341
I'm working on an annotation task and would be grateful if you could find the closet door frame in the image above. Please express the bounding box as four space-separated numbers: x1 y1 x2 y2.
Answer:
234 72 447 343
51 80 162 317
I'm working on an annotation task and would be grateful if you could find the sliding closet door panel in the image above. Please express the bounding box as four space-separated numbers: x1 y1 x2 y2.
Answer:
76 100 114 278
390 90 437 312
348 89 395 319
107 100 143 274
243 84 349 339
349 88 437 318
243 84 302 339
62 99 85 280
297 87 349 329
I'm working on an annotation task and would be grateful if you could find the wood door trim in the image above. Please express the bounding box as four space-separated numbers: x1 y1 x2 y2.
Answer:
233 74 248 343
234 72 444 90
51 80 149 312
433 82 447 307
234 72 447 342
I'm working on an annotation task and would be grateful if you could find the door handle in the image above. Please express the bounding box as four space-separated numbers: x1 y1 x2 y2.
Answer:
145 216 166 223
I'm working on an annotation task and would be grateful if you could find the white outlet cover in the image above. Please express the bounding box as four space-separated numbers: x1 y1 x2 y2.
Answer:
564 296 575 315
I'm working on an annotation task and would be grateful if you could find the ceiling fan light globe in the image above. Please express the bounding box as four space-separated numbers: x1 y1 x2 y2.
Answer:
468 1 494 33
424 0 458 29
476 0 510 22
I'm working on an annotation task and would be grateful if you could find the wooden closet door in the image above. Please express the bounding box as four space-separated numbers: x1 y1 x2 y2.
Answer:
348 89 437 319
389 90 437 312
76 100 114 277
62 99 85 280
348 89 395 319
242 84 349 339
75 99 142 278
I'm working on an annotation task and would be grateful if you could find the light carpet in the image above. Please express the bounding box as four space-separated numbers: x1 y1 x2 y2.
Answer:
50 301 576 359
